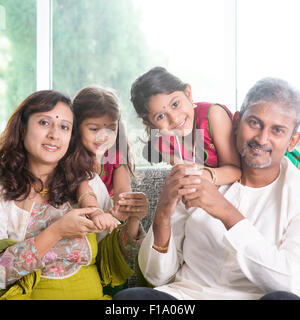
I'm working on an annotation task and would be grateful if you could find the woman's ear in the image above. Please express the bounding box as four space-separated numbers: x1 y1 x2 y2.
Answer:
287 132 300 152
184 84 193 103
232 112 240 134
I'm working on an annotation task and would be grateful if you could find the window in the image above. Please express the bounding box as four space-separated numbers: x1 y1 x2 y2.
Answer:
0 0 299 161
52 0 234 165
0 0 36 131
236 0 300 106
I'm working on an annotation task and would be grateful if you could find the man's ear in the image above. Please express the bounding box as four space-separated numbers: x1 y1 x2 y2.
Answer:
287 132 300 152
232 111 240 134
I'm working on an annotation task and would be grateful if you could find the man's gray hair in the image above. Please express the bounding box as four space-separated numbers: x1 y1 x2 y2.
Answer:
240 77 300 133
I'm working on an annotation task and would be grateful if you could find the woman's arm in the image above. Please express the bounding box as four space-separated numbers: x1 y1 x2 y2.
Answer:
0 206 98 288
208 104 241 185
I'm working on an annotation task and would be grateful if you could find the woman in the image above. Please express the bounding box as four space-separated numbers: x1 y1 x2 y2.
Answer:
0 90 145 299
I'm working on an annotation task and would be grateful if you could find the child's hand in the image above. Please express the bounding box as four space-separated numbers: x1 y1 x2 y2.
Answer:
111 192 149 221
88 208 119 233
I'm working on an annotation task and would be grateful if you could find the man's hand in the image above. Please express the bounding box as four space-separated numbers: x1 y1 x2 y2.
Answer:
180 176 245 230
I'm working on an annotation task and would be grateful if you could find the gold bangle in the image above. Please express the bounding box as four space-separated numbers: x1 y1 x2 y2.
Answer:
152 243 169 252
202 167 217 185
78 191 97 207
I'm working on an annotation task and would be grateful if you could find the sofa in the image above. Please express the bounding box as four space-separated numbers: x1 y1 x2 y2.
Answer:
128 166 170 287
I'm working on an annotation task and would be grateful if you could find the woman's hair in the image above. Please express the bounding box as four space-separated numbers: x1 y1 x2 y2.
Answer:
240 77 300 134
131 66 188 122
131 67 188 163
72 85 134 176
0 90 88 206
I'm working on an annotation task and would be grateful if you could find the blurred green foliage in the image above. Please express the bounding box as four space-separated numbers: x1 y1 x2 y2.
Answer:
0 0 159 164
0 0 36 119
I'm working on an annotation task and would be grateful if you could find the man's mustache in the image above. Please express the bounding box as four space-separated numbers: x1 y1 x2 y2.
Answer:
247 140 272 152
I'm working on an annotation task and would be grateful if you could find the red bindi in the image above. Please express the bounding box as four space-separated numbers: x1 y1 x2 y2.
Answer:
56 115 59 119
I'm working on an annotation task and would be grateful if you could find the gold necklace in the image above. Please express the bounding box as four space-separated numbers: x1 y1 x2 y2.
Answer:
32 184 48 197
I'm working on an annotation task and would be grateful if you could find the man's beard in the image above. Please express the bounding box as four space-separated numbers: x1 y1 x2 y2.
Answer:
241 140 272 169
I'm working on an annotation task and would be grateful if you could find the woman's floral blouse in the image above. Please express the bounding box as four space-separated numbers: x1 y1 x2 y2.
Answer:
0 202 144 286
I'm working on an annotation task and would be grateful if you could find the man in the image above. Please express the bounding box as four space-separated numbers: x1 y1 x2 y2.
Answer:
114 78 300 300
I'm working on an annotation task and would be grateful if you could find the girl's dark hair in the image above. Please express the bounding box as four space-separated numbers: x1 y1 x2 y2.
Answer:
131 66 188 122
131 67 188 163
72 85 134 176
0 90 88 206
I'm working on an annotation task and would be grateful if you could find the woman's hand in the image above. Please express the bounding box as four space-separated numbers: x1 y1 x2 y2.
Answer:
50 207 100 239
35 207 100 258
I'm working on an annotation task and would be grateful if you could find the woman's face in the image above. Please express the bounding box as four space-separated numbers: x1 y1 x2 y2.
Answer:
23 101 73 170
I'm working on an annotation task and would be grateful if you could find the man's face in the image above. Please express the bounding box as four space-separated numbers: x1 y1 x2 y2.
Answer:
236 102 299 169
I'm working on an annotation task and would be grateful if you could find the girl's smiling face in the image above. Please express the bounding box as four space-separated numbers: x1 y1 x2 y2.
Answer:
145 85 195 136
79 114 118 158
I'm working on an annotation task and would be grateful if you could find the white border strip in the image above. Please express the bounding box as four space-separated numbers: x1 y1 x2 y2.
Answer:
36 0 52 90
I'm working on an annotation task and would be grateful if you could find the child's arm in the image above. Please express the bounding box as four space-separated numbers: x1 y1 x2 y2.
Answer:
77 180 118 233
112 165 148 239
112 165 131 206
206 104 241 185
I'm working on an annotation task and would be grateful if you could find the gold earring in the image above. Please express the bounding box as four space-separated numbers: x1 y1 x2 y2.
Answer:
192 103 197 109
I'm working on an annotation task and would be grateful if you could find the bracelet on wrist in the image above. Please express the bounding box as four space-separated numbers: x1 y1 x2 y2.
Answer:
78 191 97 207
152 243 169 252
202 167 217 185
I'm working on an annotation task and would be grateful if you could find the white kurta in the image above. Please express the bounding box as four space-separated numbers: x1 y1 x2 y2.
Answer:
138 158 300 300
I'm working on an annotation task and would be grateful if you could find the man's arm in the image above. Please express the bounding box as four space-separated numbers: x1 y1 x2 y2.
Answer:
138 164 201 286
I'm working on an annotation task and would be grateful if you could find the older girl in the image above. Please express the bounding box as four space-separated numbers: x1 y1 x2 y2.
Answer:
131 66 241 185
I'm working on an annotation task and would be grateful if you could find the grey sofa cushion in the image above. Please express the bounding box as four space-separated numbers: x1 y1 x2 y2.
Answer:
127 166 169 288
131 166 170 232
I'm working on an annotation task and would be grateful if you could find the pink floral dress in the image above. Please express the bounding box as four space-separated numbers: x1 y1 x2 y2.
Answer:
0 202 92 284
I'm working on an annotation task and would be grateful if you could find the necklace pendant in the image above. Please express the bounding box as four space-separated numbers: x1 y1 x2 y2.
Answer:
40 188 48 197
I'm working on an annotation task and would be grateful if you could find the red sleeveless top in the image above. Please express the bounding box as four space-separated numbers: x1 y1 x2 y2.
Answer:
154 102 232 167
98 149 124 197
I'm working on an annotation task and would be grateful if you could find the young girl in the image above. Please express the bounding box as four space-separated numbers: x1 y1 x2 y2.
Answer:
130 66 241 185
73 85 148 234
